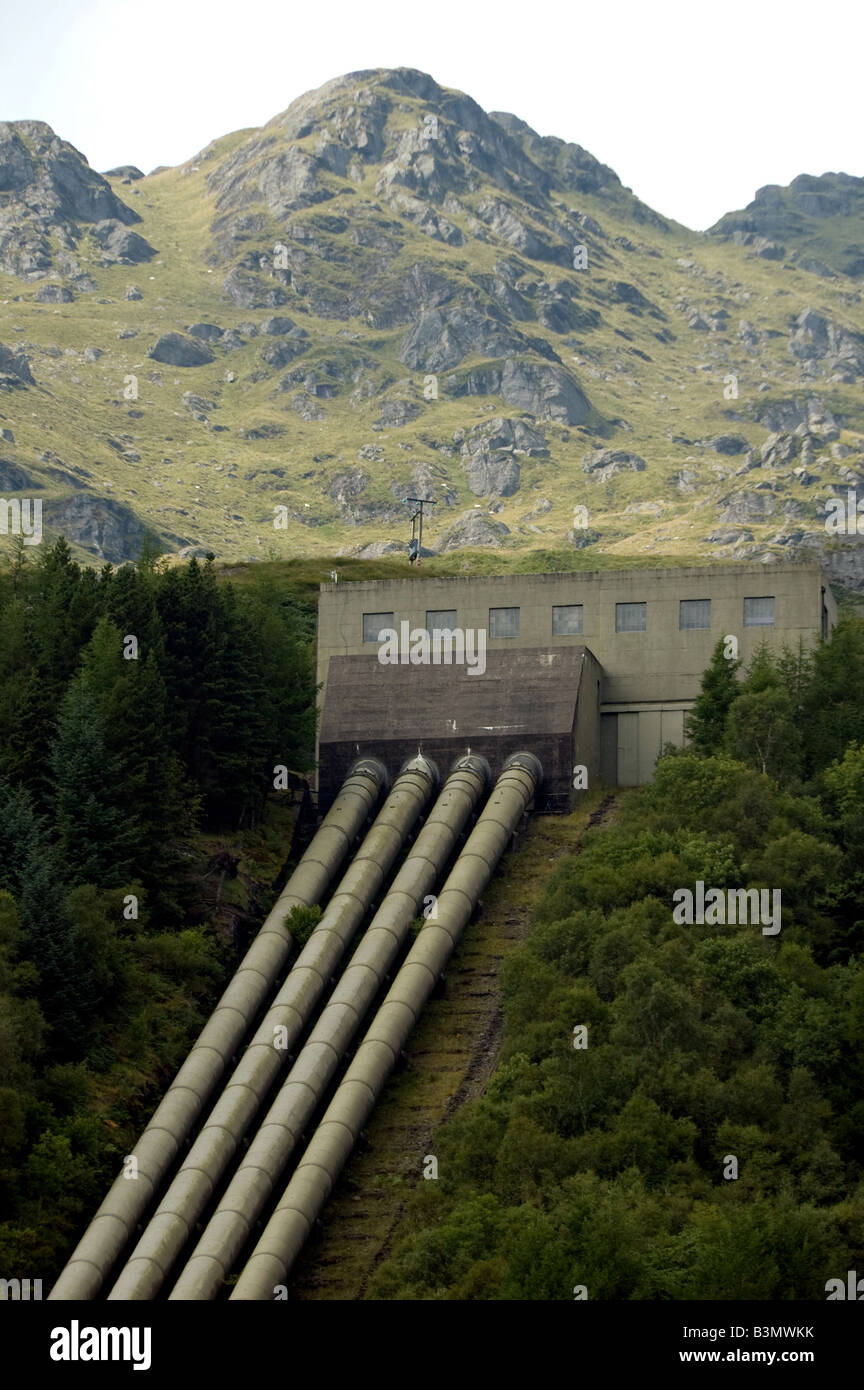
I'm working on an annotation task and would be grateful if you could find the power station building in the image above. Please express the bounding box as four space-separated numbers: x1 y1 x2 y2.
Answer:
315 561 836 811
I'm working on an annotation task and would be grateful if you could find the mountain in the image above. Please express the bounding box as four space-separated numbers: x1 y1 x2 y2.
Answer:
1 68 863 585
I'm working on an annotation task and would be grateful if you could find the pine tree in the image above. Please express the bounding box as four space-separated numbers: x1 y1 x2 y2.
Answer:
48 680 136 887
684 638 741 755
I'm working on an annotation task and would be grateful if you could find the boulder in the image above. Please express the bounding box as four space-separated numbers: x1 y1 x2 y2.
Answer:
376 399 421 429
91 218 157 264
260 316 297 335
703 434 748 455
434 509 511 552
148 333 215 367
0 342 34 386
498 360 588 423
35 283 74 302
582 447 646 480
222 266 289 309
717 490 776 524
188 322 224 342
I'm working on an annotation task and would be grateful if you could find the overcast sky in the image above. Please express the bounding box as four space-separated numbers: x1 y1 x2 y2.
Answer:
3 0 861 231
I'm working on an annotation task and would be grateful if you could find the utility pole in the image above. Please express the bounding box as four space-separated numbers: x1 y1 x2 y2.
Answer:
404 497 435 565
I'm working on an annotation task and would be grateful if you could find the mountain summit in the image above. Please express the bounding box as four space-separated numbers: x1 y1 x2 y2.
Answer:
0 68 862 583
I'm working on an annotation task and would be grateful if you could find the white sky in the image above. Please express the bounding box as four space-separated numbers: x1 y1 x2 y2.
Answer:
2 0 861 231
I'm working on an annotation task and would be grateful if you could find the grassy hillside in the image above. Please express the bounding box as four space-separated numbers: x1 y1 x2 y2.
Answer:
0 70 862 586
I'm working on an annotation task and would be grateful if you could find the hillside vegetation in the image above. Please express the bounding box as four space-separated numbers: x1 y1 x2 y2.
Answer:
0 69 862 588
0 541 314 1276
368 623 864 1299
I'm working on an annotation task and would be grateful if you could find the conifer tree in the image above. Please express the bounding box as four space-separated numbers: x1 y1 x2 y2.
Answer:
684 637 741 754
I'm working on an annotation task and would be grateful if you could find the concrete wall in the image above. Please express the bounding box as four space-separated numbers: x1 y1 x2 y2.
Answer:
317 647 600 811
315 562 836 793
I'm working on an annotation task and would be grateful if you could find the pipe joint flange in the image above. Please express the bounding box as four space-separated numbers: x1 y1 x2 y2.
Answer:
398 753 440 787
501 751 543 784
347 757 390 791
449 754 492 789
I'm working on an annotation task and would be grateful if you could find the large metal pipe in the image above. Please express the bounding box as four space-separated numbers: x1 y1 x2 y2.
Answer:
230 753 541 1301
168 755 491 1301
106 754 439 1301
48 757 388 1302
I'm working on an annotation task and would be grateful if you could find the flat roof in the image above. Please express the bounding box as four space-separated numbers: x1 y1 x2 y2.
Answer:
319 560 828 595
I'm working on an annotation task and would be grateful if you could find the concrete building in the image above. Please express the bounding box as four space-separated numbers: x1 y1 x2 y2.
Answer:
315 562 836 810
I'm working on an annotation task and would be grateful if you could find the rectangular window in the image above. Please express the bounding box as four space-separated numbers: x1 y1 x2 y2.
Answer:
489 606 519 638
679 598 711 630
744 596 775 627
362 612 394 643
552 604 583 635
616 601 646 633
426 609 458 634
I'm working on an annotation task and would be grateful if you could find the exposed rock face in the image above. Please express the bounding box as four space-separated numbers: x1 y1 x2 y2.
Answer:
43 494 164 563
0 342 35 387
148 333 215 367
582 447 646 480
458 416 547 498
702 434 748 455
754 395 836 433
353 539 411 559
0 457 35 490
260 315 296 335
399 304 525 371
446 358 591 424
434 508 511 552
188 322 224 342
104 165 145 181
376 398 421 429
91 218 157 264
788 307 864 381
717 490 777 524
709 172 864 279
222 266 289 308
0 120 141 278
35 283 74 302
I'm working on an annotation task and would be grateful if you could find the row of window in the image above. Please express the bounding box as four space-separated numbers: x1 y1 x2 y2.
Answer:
361 597 776 643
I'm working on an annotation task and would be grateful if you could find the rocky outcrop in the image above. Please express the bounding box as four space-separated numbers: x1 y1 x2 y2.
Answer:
582 447 646 481
433 509 511 552
399 304 525 371
188 322 224 342
35 283 74 303
43 494 167 563
717 490 777 524
0 457 35 490
701 434 748 455
708 172 864 279
91 218 156 264
104 165 145 181
0 342 35 387
457 416 547 498
788 307 864 381
376 398 421 429
0 120 140 278
447 358 591 424
148 333 215 367
222 266 289 308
